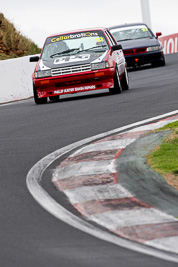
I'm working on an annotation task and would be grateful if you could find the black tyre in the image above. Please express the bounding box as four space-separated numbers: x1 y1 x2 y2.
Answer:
49 95 60 101
121 67 129 90
152 56 166 67
33 84 47 104
109 66 122 94
158 56 166 66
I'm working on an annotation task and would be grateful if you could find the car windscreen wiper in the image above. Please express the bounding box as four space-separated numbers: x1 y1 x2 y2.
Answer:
50 48 80 58
133 36 151 40
79 45 108 52
117 39 131 42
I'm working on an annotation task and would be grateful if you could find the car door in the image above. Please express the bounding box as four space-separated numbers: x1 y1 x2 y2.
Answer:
105 30 125 75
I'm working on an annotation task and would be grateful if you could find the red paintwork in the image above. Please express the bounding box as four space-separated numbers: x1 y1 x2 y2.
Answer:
32 28 126 99
124 47 147 56
156 32 162 38
35 67 115 98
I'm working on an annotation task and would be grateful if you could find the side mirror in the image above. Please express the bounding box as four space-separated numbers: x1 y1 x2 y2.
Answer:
29 56 39 62
111 44 122 51
156 32 162 38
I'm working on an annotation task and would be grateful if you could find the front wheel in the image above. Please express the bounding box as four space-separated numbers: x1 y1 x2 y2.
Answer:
158 57 166 66
152 56 166 67
33 84 47 104
121 68 129 90
109 67 122 94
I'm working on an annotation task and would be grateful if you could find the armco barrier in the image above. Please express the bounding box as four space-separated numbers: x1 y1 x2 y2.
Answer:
0 55 37 104
159 33 178 54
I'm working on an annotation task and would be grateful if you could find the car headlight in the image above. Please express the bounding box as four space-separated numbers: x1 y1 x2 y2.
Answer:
91 61 109 70
35 69 51 78
146 45 162 52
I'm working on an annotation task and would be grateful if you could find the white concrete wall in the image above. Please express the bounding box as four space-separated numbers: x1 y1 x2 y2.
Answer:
0 55 38 104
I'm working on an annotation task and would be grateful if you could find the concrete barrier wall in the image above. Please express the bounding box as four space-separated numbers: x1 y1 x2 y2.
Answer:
0 55 37 104
159 33 178 54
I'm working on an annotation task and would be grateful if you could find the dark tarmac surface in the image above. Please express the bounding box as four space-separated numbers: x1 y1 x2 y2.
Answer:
0 53 178 266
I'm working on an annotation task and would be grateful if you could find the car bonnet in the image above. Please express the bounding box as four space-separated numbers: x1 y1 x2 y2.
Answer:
38 50 108 71
118 38 160 50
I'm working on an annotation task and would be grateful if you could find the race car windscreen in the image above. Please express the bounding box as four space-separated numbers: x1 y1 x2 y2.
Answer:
110 25 154 42
41 30 110 60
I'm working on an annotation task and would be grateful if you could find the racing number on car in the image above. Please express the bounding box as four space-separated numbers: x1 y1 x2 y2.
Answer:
142 28 148 32
95 37 104 42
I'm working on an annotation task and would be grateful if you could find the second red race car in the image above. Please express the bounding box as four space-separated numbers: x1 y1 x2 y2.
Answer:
30 28 129 104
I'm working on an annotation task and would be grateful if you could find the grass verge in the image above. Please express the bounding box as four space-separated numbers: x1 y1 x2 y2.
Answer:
0 13 41 60
147 120 178 190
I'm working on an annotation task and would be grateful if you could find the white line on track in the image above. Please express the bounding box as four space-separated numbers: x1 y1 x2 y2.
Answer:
26 110 178 263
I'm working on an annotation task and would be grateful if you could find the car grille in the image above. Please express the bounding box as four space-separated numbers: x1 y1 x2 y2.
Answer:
55 78 94 88
124 47 147 55
51 63 91 76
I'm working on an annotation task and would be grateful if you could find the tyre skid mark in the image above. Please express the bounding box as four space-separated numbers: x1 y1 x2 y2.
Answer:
74 197 150 216
54 173 115 191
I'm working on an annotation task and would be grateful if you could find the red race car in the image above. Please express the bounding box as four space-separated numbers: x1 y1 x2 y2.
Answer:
30 28 129 104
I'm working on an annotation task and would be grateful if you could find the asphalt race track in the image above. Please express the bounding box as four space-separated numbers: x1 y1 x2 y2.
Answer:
0 53 178 267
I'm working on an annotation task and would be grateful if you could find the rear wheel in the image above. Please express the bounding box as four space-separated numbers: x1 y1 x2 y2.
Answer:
33 84 47 104
121 68 129 90
109 66 122 94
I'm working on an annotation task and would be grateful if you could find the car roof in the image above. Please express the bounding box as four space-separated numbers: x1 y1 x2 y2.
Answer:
47 27 109 38
108 22 148 30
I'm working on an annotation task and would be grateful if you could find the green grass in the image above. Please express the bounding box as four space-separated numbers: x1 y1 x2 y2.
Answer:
157 120 178 131
147 121 178 176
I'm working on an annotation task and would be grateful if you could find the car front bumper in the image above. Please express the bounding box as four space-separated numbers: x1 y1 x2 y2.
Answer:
124 50 165 67
33 68 115 98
